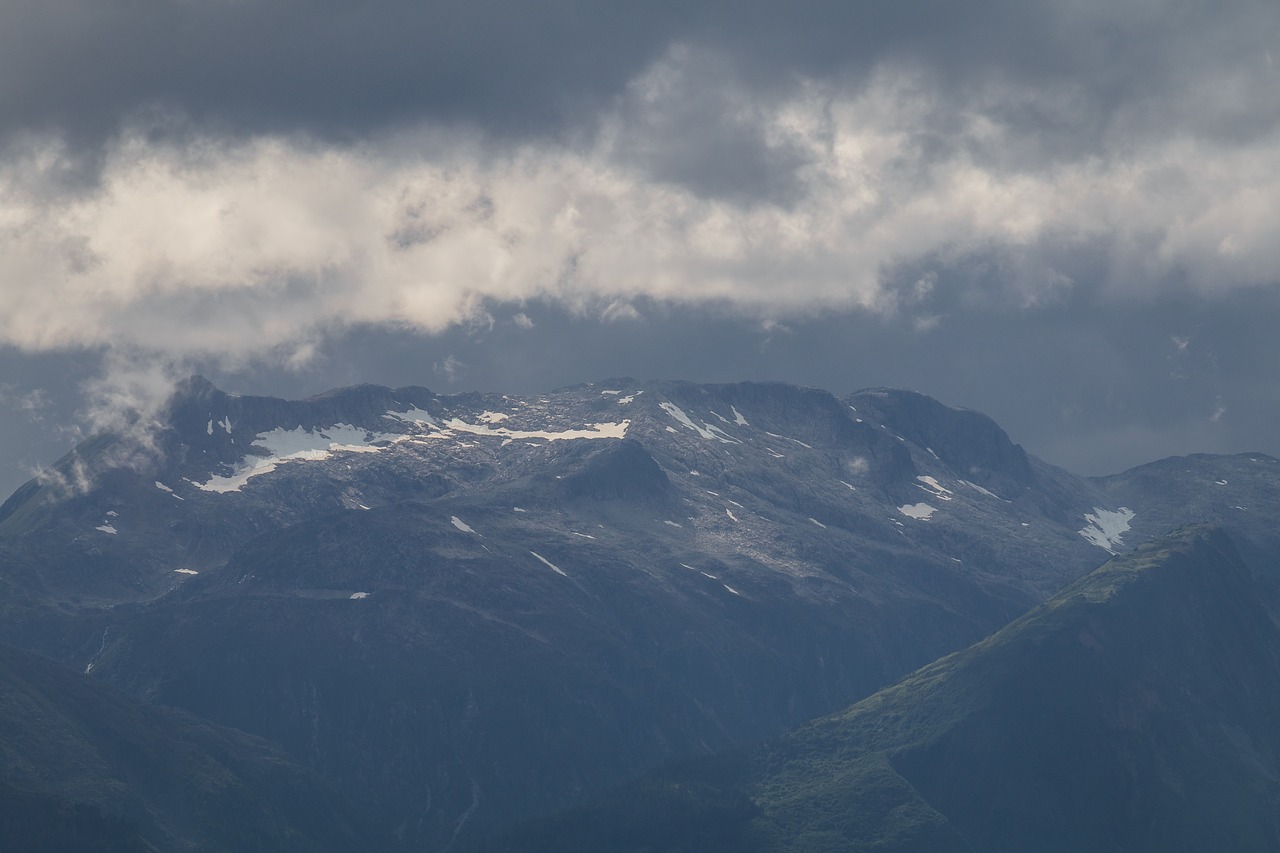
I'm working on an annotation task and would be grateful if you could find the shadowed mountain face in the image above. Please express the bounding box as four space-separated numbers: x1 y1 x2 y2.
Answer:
0 643 383 852
2 379 1280 849
486 526 1280 853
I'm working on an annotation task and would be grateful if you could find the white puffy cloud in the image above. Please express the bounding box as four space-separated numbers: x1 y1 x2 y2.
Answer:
1 50 1277 371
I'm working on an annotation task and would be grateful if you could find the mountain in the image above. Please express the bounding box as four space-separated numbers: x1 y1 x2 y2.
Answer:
2 378 1278 848
0 642 383 852
485 525 1280 852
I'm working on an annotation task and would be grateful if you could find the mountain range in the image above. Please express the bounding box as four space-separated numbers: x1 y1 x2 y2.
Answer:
2 377 1278 850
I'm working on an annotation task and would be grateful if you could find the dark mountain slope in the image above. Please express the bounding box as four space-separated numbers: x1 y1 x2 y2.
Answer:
0 643 384 852
5 378 1280 848
489 526 1280 852
87 493 1012 849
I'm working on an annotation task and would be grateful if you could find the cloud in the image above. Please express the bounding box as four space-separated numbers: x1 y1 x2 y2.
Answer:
4 1 1275 155
0 28 1277 468
3 53 1278 373
0 385 51 421
434 354 465 383
601 301 643 323
78 351 187 450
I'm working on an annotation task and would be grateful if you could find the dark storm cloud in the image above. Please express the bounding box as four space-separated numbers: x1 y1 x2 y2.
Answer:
3 0 1276 150
0 0 684 144
605 46 815 204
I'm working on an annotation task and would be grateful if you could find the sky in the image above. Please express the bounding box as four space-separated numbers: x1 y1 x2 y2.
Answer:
1 0 1279 497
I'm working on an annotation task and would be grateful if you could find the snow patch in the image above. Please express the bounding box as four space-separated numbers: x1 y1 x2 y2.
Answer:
155 481 173 493
663 520 683 528
600 389 622 395
174 568 198 575
350 592 370 600
477 411 510 424
530 551 567 577
898 503 938 520
659 402 738 443
512 506 527 513
451 516 478 534
708 426 738 443
916 476 954 501
444 417 628 442
731 406 748 426
95 523 117 534
808 517 827 529
206 420 213 435
194 423 402 493
766 431 812 449
723 584 741 595
960 480 1001 499
726 508 739 522
1078 507 1135 553
384 407 438 428
219 416 232 434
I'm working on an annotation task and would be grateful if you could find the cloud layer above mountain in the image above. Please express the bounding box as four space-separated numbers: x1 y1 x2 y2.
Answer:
1 0 1279 493
1 1 1277 365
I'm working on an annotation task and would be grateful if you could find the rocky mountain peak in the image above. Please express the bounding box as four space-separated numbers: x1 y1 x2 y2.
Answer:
848 387 1036 496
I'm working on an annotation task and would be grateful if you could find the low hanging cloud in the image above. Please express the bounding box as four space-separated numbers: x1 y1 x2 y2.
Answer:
2 46 1278 375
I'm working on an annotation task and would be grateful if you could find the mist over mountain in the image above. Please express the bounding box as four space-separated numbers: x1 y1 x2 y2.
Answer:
3 378 1278 850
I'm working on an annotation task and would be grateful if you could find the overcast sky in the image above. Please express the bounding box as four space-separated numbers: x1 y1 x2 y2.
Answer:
2 0 1279 496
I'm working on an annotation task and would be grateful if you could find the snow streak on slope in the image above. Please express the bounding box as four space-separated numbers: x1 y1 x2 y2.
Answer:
1078 507 1135 553
191 404 627 495
530 551 568 577
442 418 628 441
195 424 401 493
658 402 738 443
384 407 438 428
916 476 954 501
